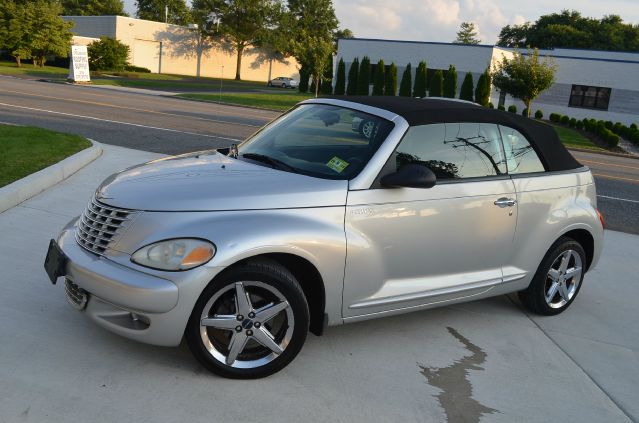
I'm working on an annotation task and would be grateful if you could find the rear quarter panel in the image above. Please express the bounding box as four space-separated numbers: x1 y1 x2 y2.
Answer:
504 169 603 292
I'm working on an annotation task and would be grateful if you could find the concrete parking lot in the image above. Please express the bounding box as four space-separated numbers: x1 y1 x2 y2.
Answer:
0 144 637 422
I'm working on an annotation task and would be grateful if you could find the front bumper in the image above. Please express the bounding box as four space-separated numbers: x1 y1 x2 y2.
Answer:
55 218 224 346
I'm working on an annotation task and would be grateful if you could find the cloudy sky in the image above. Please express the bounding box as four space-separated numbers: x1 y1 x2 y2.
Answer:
122 0 639 44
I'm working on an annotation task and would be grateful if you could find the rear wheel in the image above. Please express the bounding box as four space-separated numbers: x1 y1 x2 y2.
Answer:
518 237 586 316
281 83 287 88
185 260 309 379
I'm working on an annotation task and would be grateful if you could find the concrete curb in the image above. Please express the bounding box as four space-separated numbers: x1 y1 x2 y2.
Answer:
0 139 103 214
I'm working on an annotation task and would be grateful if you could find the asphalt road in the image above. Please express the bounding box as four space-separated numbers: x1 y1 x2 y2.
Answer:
1 76 638 234
0 76 277 154
571 150 639 234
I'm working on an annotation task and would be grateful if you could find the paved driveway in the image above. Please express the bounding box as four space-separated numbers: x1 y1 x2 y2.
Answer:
0 145 636 422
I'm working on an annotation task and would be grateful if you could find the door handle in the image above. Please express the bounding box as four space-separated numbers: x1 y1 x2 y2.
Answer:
494 197 517 208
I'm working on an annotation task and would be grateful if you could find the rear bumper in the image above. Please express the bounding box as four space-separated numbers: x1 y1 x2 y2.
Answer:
56 218 224 346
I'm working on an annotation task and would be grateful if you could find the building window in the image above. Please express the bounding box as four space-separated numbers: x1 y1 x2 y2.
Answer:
569 85 611 111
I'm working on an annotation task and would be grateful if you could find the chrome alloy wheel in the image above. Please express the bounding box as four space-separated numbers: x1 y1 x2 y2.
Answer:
199 281 294 369
544 250 583 309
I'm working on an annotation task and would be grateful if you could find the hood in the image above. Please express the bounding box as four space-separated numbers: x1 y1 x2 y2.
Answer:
96 151 348 212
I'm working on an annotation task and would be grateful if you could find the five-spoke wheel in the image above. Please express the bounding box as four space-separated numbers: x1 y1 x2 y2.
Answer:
519 237 586 315
186 260 309 378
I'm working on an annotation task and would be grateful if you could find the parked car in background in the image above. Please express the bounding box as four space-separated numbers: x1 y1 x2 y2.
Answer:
45 97 603 379
267 76 298 88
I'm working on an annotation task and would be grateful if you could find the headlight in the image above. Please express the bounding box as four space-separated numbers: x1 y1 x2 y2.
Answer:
131 239 215 271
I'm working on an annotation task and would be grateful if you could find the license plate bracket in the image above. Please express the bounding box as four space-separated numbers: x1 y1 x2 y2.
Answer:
44 239 68 284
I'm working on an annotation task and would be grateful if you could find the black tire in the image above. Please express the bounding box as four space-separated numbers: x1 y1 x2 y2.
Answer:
185 259 309 379
281 83 287 88
518 236 586 316
267 82 272 87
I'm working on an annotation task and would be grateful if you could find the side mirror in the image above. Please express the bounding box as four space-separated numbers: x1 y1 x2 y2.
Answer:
381 164 437 189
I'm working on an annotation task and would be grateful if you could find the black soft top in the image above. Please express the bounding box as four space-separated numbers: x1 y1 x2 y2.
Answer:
331 96 582 172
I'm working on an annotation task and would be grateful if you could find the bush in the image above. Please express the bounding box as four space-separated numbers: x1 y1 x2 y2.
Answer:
429 70 444 97
521 108 529 117
560 115 570 125
334 58 346 95
498 105 505 111
385 63 397 96
549 113 560 123
124 65 151 73
357 56 371 95
606 132 620 147
488 102 494 109
605 121 613 130
569 117 577 128
535 109 543 119
631 123 638 131
372 59 385 95
576 120 584 130
459 73 474 101
399 63 412 97
508 105 517 113
443 65 457 98
87 37 130 71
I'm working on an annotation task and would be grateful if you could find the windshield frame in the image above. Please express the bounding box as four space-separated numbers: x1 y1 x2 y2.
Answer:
235 101 396 181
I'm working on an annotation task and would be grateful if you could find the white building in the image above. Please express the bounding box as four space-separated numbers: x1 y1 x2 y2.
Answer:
63 15 299 81
336 38 639 125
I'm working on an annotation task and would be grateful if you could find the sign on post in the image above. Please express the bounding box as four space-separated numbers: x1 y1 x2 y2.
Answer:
68 45 91 83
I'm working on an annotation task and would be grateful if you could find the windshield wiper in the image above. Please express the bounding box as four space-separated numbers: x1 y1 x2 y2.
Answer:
240 153 298 173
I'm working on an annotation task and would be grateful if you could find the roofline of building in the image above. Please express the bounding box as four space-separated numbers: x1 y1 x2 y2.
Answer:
337 37 495 49
62 15 187 28
338 37 639 64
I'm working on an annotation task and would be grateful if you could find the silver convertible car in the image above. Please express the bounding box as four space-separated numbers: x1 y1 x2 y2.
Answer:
44 97 604 378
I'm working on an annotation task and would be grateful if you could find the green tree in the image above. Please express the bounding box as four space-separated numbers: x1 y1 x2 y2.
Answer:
334 57 346 95
87 36 130 70
194 0 281 81
492 49 557 117
443 64 457 98
298 66 310 92
372 59 385 95
28 0 74 67
385 62 397 96
459 72 474 101
497 10 639 51
0 1 30 66
429 69 443 97
398 63 412 97
135 0 191 24
413 61 427 97
357 56 370 95
346 57 358 95
454 22 481 44
474 69 491 106
286 0 338 97
61 0 127 16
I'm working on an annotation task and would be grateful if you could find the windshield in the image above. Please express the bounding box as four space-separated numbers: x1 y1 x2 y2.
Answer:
236 104 395 180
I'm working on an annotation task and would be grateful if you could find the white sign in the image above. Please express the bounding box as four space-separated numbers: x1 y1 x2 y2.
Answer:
68 45 91 82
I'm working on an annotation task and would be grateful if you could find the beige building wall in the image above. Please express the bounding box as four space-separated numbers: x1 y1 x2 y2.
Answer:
64 16 299 81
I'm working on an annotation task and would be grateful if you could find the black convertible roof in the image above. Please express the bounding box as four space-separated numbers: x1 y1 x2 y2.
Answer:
331 96 582 172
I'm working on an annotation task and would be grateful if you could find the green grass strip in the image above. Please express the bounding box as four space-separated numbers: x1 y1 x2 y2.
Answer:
0 125 91 187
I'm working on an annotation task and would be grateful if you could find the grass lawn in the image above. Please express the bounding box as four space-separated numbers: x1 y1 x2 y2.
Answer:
177 92 314 111
0 60 68 78
550 123 605 151
0 125 92 187
0 60 268 91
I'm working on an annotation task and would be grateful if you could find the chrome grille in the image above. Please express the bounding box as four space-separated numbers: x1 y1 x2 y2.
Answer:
75 197 133 255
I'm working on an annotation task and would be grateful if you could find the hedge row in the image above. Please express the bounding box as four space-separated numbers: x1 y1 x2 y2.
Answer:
548 113 639 148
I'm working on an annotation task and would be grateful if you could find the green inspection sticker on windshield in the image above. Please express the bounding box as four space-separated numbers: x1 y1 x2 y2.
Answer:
327 156 349 173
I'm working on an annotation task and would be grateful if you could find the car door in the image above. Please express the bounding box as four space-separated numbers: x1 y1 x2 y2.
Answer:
343 122 517 319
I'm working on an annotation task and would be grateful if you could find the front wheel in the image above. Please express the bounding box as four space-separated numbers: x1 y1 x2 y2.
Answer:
185 260 309 379
518 237 586 316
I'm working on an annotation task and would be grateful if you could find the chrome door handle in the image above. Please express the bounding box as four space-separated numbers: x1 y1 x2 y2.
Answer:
494 197 517 208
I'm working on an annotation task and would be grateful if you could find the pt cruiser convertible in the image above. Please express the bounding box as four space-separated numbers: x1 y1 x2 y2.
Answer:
45 97 604 378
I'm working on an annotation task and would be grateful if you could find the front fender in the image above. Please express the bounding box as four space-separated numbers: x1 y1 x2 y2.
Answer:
110 207 347 325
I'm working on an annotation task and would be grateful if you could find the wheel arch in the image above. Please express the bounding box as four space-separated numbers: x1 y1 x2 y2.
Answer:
227 253 327 336
557 228 595 271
